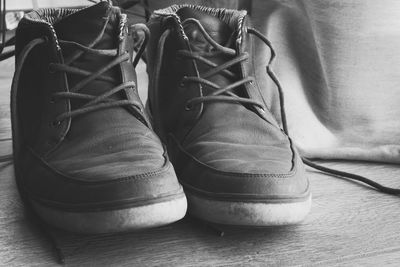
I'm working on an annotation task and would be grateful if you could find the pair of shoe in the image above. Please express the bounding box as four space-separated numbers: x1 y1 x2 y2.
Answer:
11 2 311 233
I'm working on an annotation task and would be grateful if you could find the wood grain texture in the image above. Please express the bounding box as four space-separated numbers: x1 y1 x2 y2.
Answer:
1 1 400 266
1 144 400 266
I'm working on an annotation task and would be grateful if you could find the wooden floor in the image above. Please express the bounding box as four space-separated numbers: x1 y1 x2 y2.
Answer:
1 18 400 267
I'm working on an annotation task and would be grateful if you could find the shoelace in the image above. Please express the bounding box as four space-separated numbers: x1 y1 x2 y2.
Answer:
154 18 400 196
0 2 150 262
249 28 400 195
0 1 150 169
0 0 151 61
15 21 148 128
0 21 149 164
1 20 149 263
155 19 264 112
48 19 147 125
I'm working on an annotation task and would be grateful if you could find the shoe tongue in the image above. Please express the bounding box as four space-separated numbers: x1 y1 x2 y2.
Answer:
53 2 122 109
177 8 238 95
54 2 118 49
177 7 232 50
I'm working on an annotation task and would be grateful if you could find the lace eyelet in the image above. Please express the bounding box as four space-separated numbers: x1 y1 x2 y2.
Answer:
50 120 61 127
48 63 56 74
185 103 193 111
179 76 187 87
260 108 266 114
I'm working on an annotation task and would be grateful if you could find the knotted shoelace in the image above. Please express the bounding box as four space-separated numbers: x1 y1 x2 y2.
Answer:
153 18 400 196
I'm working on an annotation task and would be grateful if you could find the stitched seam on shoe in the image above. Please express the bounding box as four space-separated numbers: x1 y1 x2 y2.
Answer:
171 135 299 178
182 181 311 202
26 189 185 212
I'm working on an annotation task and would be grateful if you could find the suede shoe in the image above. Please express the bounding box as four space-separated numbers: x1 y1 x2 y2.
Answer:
146 5 311 226
11 2 186 233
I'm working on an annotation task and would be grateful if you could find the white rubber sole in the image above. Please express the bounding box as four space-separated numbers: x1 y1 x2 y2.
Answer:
186 193 311 226
31 195 187 234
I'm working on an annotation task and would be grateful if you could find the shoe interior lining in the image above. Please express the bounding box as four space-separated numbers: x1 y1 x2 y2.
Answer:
23 7 83 25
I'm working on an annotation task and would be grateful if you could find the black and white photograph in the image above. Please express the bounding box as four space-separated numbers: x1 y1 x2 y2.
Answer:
0 0 399 266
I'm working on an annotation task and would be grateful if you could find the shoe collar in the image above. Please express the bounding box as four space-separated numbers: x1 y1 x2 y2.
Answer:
153 4 247 48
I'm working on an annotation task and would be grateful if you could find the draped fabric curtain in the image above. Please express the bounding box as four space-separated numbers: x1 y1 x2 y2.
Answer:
250 0 400 163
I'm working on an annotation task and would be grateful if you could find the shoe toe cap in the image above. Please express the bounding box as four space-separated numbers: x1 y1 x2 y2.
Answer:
19 146 182 211
173 139 310 201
